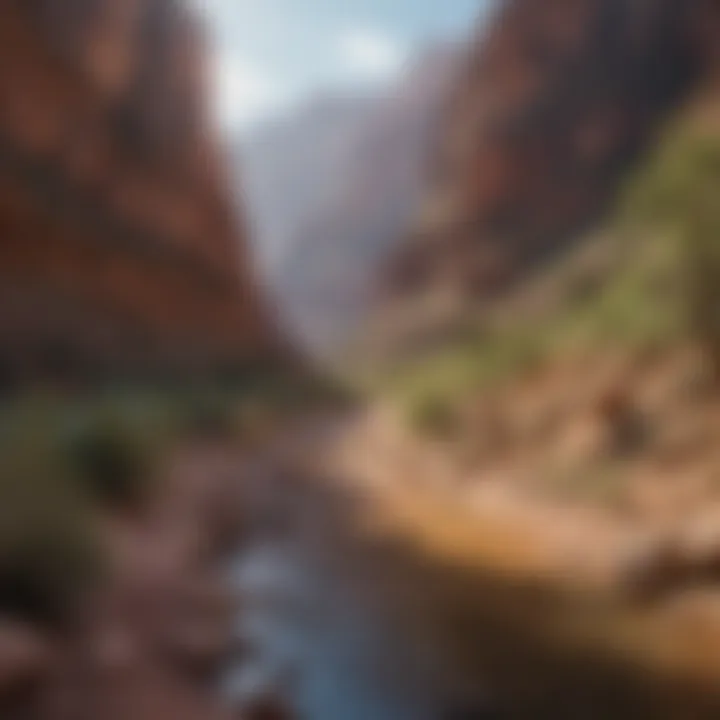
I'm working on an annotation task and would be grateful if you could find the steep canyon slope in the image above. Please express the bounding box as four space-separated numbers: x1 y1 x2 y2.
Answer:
382 0 720 343
0 0 276 385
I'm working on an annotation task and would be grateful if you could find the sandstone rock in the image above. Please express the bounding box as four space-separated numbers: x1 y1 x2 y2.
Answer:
384 0 720 333
0 0 278 385
553 412 609 466
620 530 720 603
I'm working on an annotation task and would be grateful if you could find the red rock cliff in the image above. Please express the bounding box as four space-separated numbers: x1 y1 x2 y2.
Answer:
387 0 720 307
0 0 276 384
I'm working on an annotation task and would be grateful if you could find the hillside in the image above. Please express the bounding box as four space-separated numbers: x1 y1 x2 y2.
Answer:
380 0 720 352
0 0 277 387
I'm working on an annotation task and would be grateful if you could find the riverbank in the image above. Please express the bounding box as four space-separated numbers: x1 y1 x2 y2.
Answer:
5 396 720 719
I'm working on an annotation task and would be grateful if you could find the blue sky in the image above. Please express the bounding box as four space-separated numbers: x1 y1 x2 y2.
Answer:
191 0 484 132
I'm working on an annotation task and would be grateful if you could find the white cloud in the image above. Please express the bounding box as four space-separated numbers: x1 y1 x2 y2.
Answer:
336 28 408 80
212 53 285 130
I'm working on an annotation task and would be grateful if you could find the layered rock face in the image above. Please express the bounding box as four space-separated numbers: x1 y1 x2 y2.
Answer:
241 44 462 359
0 0 274 385
386 0 720 312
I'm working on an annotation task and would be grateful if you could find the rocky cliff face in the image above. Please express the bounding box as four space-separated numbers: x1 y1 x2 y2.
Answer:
385 0 720 318
0 0 275 385
241 44 462 359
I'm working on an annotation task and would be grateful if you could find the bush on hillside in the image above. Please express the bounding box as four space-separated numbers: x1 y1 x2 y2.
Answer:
408 393 460 439
0 412 101 625
622 127 720 379
63 412 158 511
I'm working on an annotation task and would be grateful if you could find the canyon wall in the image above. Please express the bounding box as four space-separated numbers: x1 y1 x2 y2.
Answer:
0 0 276 385
385 0 720 318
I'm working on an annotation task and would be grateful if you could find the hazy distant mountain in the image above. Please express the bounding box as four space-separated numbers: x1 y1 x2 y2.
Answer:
237 92 380 273
236 42 464 358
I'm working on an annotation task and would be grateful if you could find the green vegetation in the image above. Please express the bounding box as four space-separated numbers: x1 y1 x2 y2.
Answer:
0 401 102 625
382 119 720 435
622 125 720 379
389 259 674 438
407 392 460 439
64 413 158 511
0 367 341 624
0 391 187 623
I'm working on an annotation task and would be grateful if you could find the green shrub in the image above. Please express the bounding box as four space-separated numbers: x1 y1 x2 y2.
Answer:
407 393 459 439
63 412 158 511
622 126 720 377
0 415 101 625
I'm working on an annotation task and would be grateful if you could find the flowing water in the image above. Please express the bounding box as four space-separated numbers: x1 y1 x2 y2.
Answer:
222 441 491 720
230 540 448 720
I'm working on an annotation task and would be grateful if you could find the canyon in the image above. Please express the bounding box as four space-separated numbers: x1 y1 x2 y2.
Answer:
4 0 720 718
